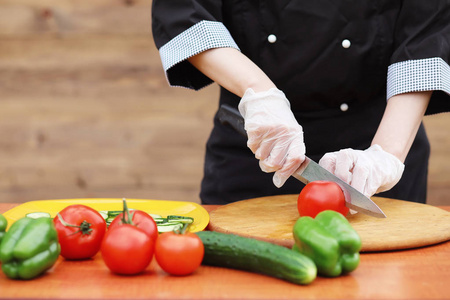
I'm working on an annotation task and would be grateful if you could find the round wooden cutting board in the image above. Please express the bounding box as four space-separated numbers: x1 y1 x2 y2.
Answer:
208 195 450 252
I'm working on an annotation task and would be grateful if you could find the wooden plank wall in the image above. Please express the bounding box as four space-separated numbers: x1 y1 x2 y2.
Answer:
0 0 448 206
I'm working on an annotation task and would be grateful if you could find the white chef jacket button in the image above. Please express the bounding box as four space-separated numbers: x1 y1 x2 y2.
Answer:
341 39 351 49
340 103 349 112
268 34 277 43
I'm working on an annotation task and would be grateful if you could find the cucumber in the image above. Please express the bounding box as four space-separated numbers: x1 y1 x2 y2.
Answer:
153 217 167 224
98 211 109 221
157 222 183 233
167 215 194 224
26 212 51 219
196 231 317 285
100 209 195 232
149 213 162 220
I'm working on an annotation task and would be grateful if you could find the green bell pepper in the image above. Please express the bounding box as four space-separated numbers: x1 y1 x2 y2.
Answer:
292 210 362 277
0 214 7 244
0 217 61 280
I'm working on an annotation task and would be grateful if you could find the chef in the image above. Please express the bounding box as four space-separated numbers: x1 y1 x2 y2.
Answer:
152 1 450 205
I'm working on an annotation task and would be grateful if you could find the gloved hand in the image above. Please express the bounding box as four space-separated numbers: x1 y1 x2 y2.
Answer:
238 88 306 188
319 144 405 198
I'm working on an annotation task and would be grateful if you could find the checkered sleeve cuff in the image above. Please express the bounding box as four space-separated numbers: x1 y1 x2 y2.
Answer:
387 57 450 100
159 20 240 87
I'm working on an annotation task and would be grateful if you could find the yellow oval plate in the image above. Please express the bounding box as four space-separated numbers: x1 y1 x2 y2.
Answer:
2 198 209 232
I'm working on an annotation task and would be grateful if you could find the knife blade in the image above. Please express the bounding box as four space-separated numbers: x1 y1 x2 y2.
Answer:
217 104 386 218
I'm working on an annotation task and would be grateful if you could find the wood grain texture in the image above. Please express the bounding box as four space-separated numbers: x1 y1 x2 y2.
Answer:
0 0 152 36
0 35 218 204
208 195 450 252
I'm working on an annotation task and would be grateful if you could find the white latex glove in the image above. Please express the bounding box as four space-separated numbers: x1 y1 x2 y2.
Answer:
319 144 405 198
238 88 306 188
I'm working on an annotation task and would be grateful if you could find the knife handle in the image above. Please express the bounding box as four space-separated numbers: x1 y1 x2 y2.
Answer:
217 104 247 138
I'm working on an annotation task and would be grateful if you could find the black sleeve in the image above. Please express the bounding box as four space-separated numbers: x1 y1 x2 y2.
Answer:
386 0 450 115
151 0 239 90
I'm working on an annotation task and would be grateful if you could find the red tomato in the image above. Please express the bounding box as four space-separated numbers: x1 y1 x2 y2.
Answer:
109 210 158 242
101 224 154 275
297 181 349 218
53 204 107 260
155 231 204 276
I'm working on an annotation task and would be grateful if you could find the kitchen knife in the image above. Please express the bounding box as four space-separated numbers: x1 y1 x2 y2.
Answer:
217 104 386 218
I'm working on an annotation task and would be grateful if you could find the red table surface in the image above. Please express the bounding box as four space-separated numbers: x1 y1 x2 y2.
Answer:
0 203 449 300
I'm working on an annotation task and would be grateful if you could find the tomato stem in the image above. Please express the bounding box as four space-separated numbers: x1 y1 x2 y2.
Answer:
57 213 93 235
175 223 190 235
120 198 135 226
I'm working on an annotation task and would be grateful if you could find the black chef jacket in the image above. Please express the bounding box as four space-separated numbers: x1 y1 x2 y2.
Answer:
152 1 450 205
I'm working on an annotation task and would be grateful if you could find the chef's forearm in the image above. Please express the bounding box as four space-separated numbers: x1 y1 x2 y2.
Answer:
187 48 276 97
372 91 432 162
